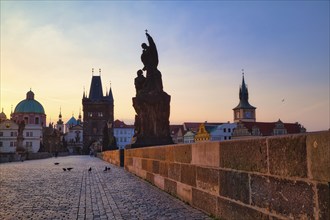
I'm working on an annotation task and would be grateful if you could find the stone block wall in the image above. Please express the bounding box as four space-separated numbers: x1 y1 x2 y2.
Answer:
124 131 329 220
100 150 121 167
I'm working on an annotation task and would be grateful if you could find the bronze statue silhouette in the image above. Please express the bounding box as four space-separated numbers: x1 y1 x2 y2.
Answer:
134 70 146 95
131 31 173 148
139 32 163 93
141 32 159 71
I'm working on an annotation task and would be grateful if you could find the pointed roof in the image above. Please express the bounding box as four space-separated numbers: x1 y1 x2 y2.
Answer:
66 116 77 126
108 86 114 102
233 74 256 110
88 75 103 101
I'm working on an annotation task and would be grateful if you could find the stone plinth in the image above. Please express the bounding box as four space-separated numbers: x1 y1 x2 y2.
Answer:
131 91 173 148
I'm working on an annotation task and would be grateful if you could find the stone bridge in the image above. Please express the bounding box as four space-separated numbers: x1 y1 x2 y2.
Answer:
1 131 329 219
102 131 329 220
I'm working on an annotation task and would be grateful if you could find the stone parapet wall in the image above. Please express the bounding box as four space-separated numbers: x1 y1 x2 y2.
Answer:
100 150 121 167
124 131 329 220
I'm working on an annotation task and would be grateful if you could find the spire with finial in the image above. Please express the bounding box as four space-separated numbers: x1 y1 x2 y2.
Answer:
57 107 63 125
77 108 82 124
10 105 13 118
108 81 114 102
59 107 62 119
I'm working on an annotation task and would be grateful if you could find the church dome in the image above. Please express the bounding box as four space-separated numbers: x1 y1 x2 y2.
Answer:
14 90 45 114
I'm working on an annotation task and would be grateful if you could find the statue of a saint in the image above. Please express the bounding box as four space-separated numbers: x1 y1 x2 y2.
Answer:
134 69 146 95
141 32 159 71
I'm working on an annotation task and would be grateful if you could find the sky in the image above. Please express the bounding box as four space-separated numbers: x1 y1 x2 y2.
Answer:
0 1 329 132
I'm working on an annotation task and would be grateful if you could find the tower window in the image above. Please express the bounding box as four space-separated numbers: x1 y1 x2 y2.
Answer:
35 117 39 124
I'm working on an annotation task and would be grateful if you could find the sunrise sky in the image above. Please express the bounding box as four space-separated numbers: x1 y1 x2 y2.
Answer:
1 1 329 131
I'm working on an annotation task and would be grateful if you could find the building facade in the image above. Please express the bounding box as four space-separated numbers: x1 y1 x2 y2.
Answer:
209 123 237 141
113 120 134 149
0 120 18 153
82 71 114 153
64 124 83 154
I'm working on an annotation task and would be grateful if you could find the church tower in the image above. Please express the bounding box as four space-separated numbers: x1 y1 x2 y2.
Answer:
82 68 114 153
56 108 64 133
233 72 256 122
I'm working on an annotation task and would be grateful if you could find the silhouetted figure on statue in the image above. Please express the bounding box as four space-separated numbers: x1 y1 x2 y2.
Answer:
141 32 158 71
134 70 146 95
140 31 163 93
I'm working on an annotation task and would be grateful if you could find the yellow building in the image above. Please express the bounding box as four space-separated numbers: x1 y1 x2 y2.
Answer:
194 123 210 142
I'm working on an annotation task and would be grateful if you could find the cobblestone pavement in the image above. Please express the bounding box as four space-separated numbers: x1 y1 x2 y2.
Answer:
0 156 212 220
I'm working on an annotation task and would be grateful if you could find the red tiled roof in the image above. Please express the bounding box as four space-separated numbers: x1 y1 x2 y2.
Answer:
240 121 303 136
113 119 134 128
170 125 184 135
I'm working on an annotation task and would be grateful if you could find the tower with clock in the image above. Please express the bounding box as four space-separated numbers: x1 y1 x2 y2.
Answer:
233 72 256 122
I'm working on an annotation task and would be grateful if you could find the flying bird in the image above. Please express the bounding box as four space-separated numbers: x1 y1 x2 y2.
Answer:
88 167 92 172
54 163 59 165
67 168 73 171
63 168 67 171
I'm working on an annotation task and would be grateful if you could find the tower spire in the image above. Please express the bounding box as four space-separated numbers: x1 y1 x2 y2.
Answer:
59 107 62 119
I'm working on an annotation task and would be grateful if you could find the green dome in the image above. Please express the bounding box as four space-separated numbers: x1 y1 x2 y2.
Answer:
14 90 45 114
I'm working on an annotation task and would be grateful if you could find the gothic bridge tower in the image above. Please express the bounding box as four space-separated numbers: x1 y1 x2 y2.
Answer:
82 69 114 153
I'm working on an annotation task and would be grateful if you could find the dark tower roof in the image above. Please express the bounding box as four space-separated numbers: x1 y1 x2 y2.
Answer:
233 74 256 110
108 86 114 102
88 76 103 101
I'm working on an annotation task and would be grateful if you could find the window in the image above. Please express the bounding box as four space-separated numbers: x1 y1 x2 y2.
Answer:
11 131 18 136
0 132 3 136
10 142 14 147
35 117 39 124
26 132 33 137
224 128 227 132
228 128 231 133
0 142 2 147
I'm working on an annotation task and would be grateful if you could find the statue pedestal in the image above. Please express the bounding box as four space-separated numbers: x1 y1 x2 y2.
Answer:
130 91 173 148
